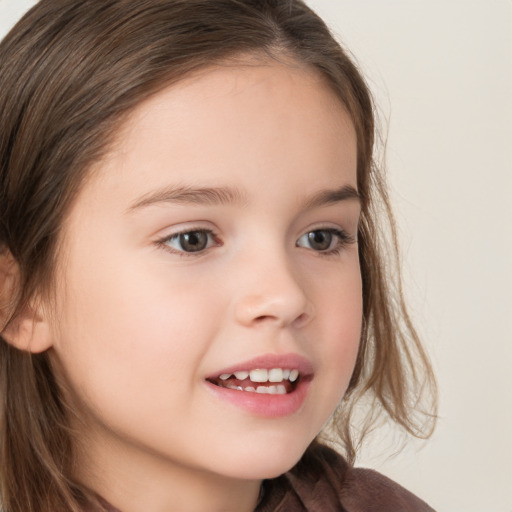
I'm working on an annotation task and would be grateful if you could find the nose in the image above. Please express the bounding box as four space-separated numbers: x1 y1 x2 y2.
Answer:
233 252 314 329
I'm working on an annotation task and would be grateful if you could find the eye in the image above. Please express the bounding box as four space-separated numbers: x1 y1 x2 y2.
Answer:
160 229 218 254
296 228 353 253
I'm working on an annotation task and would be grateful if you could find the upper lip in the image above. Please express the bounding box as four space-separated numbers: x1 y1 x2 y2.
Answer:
207 353 314 379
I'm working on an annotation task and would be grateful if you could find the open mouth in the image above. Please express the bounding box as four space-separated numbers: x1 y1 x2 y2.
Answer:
207 368 301 395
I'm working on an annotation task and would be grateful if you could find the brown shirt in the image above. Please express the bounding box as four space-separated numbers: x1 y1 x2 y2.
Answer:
256 443 435 512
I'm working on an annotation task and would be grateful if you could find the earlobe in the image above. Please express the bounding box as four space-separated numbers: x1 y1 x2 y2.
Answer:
1 305 53 353
0 250 53 353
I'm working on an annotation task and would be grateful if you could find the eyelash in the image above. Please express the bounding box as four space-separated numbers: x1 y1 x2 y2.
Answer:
156 227 355 258
156 228 221 257
296 228 356 256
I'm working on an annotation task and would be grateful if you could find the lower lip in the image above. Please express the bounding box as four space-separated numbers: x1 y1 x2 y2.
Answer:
205 378 311 418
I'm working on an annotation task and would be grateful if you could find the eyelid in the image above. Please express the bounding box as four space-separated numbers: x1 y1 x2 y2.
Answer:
155 226 221 257
296 226 357 254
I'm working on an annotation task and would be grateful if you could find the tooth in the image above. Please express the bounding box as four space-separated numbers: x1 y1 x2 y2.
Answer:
220 374 231 381
256 386 268 394
283 369 291 380
234 371 249 380
226 384 238 390
289 369 299 382
245 386 256 392
267 385 278 394
268 368 283 382
250 369 268 383
277 385 286 395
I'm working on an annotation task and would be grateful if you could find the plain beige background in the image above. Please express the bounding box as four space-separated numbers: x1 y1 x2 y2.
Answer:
1 1 511 511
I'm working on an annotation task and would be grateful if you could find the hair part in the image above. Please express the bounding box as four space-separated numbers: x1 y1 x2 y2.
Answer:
0 1 437 510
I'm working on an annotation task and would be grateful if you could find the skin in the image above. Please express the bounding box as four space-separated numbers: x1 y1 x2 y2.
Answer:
44 60 362 512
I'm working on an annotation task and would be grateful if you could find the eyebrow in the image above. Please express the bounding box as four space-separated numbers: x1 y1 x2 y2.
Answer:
301 185 360 210
126 183 360 213
127 185 248 212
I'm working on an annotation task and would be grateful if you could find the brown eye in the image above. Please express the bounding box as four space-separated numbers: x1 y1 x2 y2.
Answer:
164 230 215 253
304 230 333 251
296 228 351 253
179 231 208 252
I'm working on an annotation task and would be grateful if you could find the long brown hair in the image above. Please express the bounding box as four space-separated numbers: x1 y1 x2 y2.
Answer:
0 1 437 511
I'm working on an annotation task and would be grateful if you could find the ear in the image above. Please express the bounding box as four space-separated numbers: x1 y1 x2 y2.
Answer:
0 250 53 353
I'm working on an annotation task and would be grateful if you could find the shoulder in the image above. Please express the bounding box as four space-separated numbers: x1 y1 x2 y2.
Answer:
339 465 436 512
283 443 436 512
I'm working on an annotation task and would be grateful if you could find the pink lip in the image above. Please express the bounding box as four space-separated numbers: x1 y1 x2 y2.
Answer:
207 353 314 378
204 353 314 418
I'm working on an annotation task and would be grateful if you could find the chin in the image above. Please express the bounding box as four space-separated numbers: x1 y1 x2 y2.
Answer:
227 458 303 481
215 436 311 480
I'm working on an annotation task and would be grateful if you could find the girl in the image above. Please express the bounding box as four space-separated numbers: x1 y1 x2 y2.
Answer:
0 1 437 511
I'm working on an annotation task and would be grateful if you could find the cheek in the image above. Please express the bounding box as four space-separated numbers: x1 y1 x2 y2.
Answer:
50 253 222 414
316 261 363 393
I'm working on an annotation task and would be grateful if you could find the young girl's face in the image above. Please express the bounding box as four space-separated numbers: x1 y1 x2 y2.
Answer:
48 59 362 501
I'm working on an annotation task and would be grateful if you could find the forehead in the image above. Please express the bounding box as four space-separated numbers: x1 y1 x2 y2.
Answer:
79 59 357 214
111 61 353 163
122 56 345 127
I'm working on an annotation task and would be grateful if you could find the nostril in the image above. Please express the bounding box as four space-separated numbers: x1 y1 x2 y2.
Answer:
254 314 272 323
252 310 309 327
292 311 310 328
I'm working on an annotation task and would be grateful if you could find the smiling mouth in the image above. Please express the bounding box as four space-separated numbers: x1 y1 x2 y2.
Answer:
207 368 301 395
